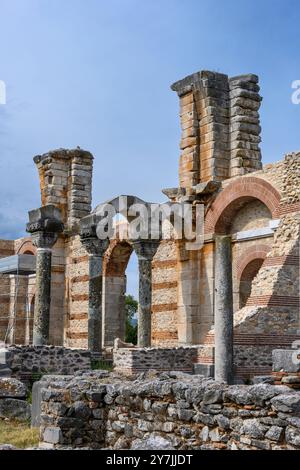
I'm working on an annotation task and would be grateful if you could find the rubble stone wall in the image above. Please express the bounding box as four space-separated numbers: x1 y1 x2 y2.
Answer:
113 347 201 375
3 345 92 380
39 371 300 450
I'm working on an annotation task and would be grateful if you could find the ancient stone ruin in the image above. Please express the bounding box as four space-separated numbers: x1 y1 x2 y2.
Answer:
0 70 299 450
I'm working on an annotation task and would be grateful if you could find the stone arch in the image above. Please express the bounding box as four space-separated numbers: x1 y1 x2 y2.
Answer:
102 238 134 347
16 239 36 255
235 244 271 281
234 244 271 309
103 238 133 277
204 177 281 234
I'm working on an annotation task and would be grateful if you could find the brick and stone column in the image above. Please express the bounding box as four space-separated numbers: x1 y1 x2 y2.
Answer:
214 235 234 384
132 240 159 347
26 205 63 346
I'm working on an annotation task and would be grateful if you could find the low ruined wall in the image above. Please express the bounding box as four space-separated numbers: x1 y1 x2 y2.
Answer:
39 371 300 450
234 344 275 380
113 347 200 375
0 377 31 421
3 345 93 381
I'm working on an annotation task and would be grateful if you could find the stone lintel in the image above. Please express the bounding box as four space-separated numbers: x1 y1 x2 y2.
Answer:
161 187 186 201
193 180 222 195
171 70 228 96
33 148 93 165
131 239 160 261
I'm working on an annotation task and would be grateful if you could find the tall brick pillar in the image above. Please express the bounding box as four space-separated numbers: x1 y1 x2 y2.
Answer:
171 70 262 188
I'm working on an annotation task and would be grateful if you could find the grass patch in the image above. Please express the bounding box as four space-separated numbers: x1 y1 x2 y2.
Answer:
0 419 39 449
91 359 113 371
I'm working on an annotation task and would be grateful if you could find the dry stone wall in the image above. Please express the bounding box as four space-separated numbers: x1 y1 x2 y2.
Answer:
113 347 199 375
39 370 300 450
0 377 31 421
2 345 93 382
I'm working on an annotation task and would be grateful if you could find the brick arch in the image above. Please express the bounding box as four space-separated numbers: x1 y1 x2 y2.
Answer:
235 244 271 281
16 239 37 255
204 177 281 234
103 239 133 277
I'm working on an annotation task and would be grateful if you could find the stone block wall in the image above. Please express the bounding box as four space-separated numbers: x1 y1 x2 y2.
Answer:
113 346 200 375
64 234 89 348
171 71 262 188
152 240 178 346
272 349 300 390
39 371 300 450
34 148 93 232
3 345 92 382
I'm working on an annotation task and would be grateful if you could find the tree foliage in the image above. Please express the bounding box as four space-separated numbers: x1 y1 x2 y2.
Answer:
125 294 138 344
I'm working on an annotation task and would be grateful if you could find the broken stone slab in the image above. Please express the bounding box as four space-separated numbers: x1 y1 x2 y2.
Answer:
224 383 290 406
0 398 31 421
43 427 63 445
0 367 12 378
285 426 300 446
240 418 267 439
131 434 175 450
0 444 19 450
0 378 28 398
252 375 275 385
193 364 214 378
282 375 300 385
271 393 300 413
0 377 28 398
265 425 284 442
272 349 300 373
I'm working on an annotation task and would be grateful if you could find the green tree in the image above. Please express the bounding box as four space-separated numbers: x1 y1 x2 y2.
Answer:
125 294 138 344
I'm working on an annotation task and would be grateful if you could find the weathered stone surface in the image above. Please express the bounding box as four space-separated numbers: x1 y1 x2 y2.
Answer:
202 383 225 404
252 376 275 385
0 444 19 450
285 426 300 446
273 350 300 373
214 235 233 384
0 398 31 421
240 419 267 439
265 426 284 442
131 434 175 450
43 427 63 444
35 372 300 450
271 393 300 413
0 378 28 398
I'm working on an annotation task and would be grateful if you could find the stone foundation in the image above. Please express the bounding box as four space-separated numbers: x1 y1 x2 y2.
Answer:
1 345 93 382
113 346 214 375
38 370 300 450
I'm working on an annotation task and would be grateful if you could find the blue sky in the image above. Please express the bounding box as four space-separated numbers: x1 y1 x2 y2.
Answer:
0 0 299 297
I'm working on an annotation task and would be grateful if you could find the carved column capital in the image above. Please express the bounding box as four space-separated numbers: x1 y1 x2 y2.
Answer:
131 239 160 261
81 236 109 257
26 205 63 249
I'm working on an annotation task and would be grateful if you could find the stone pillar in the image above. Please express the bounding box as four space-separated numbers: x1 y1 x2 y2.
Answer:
214 235 234 384
80 236 109 352
132 240 159 347
26 205 63 346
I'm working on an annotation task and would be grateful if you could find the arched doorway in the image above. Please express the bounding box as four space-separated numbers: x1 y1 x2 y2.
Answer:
239 258 264 308
102 239 138 347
